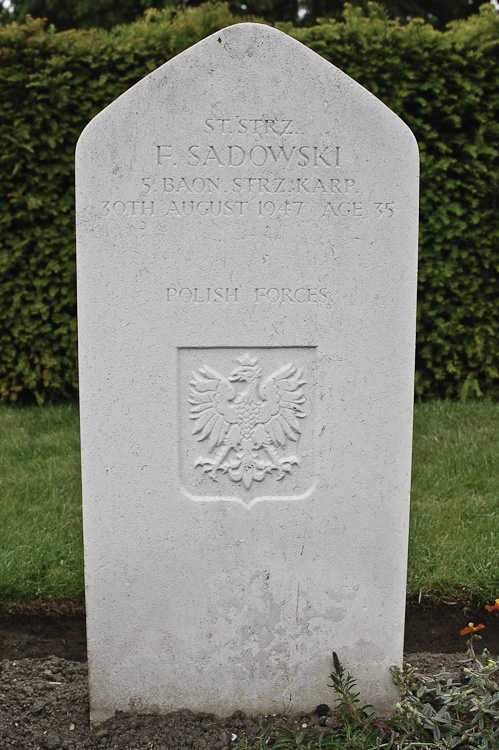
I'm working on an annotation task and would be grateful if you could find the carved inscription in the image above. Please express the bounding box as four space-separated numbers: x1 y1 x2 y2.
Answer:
159 176 355 194
101 114 396 223
189 353 307 489
204 117 295 135
166 287 329 304
167 287 239 304
159 144 341 168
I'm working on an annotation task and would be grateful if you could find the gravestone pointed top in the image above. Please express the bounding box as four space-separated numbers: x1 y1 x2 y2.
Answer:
77 22 418 725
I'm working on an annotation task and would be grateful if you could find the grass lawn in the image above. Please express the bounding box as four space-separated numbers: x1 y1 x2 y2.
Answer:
0 401 498 611
409 401 499 603
0 405 83 609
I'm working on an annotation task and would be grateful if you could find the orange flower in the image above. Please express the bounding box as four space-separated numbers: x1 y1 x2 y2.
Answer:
460 622 485 636
485 599 499 612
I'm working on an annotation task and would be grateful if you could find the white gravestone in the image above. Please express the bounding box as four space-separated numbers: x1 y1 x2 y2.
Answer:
76 23 418 724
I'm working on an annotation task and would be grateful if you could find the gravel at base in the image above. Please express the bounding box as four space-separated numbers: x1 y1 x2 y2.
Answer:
0 654 465 750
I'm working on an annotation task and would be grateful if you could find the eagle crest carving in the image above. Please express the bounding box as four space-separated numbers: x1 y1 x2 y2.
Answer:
189 353 308 489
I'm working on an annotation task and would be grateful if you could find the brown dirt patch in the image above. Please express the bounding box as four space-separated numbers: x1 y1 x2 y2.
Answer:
0 653 470 750
1 599 498 661
0 600 497 750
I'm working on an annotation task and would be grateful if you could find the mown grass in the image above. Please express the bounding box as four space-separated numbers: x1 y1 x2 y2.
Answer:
0 401 498 611
409 400 499 603
0 404 83 610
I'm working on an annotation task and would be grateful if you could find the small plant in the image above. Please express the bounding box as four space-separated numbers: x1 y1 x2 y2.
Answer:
238 651 399 749
459 622 485 666
325 651 394 749
392 599 499 749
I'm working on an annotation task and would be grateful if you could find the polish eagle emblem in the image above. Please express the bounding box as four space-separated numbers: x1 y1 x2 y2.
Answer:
189 353 308 489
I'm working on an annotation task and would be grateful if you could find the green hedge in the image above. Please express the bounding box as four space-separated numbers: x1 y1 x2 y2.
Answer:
1 3 498 403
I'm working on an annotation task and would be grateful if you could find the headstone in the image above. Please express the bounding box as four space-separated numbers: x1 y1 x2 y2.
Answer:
76 23 418 725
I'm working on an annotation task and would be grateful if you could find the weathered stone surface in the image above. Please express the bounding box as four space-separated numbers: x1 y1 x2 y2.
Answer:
76 23 419 724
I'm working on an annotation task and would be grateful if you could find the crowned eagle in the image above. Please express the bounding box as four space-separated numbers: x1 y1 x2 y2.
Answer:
189 353 307 489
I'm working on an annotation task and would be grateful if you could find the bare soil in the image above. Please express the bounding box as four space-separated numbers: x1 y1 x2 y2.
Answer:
0 600 497 750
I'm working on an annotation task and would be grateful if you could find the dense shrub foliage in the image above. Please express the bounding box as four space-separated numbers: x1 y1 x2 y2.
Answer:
0 3 498 402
